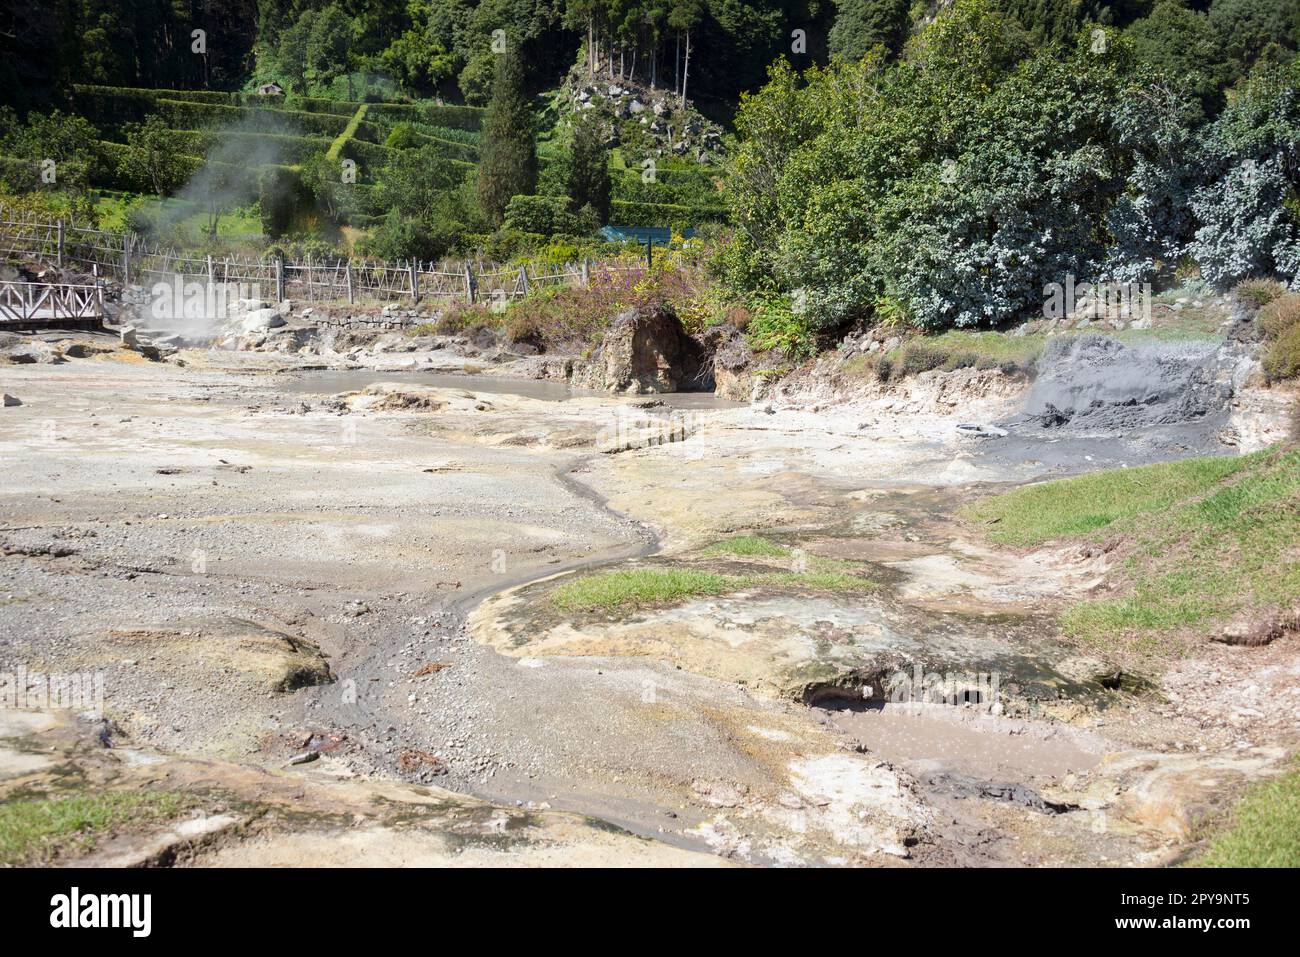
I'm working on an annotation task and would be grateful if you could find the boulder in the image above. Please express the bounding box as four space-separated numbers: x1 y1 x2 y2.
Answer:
2 393 21 407
240 308 286 333
574 305 708 394
700 324 753 401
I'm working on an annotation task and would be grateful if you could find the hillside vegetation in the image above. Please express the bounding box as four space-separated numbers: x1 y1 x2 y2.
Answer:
1 0 1298 354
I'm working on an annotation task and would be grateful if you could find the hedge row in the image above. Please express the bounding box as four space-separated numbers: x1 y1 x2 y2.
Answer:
367 102 485 132
73 85 363 116
164 129 332 165
73 87 353 138
612 171 723 207
396 131 479 163
608 199 727 229
338 138 398 174
157 100 351 138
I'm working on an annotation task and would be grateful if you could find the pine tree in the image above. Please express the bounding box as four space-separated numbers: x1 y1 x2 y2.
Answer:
476 50 538 227
566 111 611 224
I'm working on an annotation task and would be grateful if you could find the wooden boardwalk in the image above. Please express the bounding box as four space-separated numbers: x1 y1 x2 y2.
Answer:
0 280 105 331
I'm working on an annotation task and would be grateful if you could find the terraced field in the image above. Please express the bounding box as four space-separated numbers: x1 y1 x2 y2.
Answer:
31 84 728 233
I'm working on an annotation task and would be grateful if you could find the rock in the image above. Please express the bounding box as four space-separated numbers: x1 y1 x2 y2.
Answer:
955 423 1008 439
572 305 709 394
629 99 646 114
2 393 21 406
1212 607 1297 647
120 325 140 348
700 324 752 401
240 308 286 333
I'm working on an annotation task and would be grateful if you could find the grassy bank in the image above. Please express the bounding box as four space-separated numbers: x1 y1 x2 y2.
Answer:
964 446 1300 655
1189 761 1300 867
0 790 189 865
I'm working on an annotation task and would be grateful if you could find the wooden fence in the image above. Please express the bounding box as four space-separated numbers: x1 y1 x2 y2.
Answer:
0 210 670 310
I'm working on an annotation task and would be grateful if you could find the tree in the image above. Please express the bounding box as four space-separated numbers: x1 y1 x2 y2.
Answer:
1126 0 1233 112
476 49 538 226
668 0 703 107
306 4 354 96
368 145 482 259
2 109 100 196
828 0 911 62
724 0 1224 332
277 9 318 94
1209 0 1300 78
566 111 611 223
123 115 187 196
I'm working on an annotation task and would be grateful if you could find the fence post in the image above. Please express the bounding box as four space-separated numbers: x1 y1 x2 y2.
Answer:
646 236 653 269
464 263 475 304
518 265 529 298
56 219 64 267
409 260 420 304
122 233 132 285
206 254 214 288
581 257 590 287
345 260 354 304
275 256 285 302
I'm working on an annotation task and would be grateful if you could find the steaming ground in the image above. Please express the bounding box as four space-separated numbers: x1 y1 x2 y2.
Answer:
1 328 1295 865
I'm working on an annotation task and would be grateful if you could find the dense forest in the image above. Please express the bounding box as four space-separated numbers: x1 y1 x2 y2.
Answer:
1 0 1298 347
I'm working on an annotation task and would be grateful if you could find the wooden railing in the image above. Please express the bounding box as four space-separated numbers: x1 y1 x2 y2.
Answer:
0 280 105 325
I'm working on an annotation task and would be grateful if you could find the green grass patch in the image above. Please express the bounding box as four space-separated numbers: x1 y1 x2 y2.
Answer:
963 454 1258 547
967 446 1300 652
549 568 737 611
702 535 789 557
0 790 189 865
1190 761 1300 867
765 570 876 592
548 561 875 611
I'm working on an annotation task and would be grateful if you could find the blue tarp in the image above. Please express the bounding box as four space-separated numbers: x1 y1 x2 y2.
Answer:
599 225 696 245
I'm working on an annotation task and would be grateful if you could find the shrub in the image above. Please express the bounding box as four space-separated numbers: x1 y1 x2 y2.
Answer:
1263 322 1300 380
502 310 545 349
746 293 817 361
1257 293 1300 339
384 122 420 149
427 302 492 335
1259 293 1300 379
503 194 597 236
891 343 949 379
1236 278 1290 309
